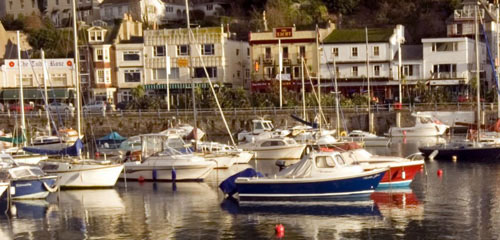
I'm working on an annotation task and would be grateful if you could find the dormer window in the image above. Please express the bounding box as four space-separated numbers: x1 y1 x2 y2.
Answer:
88 28 106 43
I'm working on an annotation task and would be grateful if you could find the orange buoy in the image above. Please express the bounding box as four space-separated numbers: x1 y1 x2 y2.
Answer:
437 169 443 177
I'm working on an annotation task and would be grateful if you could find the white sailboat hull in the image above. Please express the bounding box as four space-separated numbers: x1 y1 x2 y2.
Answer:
121 160 215 181
41 161 124 188
235 151 254 164
387 125 448 137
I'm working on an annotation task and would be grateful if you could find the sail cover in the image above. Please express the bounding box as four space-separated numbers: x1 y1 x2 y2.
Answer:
23 139 83 156
290 114 318 128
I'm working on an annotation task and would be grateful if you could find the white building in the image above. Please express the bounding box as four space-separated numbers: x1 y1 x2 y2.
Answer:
321 26 402 100
143 26 250 95
0 58 76 102
99 0 166 25
0 0 41 19
421 37 489 88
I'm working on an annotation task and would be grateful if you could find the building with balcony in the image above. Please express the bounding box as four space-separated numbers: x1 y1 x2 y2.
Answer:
143 26 250 101
422 37 490 92
249 23 335 92
320 26 401 100
0 0 42 19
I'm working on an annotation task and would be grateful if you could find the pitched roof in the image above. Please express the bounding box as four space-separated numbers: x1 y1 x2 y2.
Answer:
323 28 394 44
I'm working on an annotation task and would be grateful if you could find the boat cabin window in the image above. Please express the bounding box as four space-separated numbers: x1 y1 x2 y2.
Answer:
30 168 45 176
261 140 285 147
419 117 432 124
335 155 346 165
316 156 336 168
254 122 264 130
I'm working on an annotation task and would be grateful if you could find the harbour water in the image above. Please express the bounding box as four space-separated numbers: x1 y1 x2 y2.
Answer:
2 136 500 239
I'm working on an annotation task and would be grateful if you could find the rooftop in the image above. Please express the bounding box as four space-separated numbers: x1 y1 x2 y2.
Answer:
323 28 394 44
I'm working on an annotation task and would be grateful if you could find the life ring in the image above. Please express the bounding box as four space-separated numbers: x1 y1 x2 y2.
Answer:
340 131 347 137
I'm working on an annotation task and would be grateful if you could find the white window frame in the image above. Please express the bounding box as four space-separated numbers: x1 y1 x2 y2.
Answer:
373 46 379 56
96 69 111 84
332 47 339 57
154 46 165 57
202 44 215 55
351 47 358 57
124 69 141 83
123 50 141 61
373 65 380 76
352 66 358 77
177 45 190 56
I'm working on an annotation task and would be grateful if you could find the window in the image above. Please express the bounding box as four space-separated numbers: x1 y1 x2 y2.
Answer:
245 69 250 78
166 6 173 12
206 4 213 10
373 46 379 56
247 47 250 56
237 70 241 78
202 44 214 55
352 66 358 77
17 74 33 86
299 46 306 58
293 66 301 78
351 47 358 57
96 69 111 83
21 0 24 8
194 67 217 78
264 67 274 79
67 0 69 4
9 1 12 10
177 45 190 56
55 0 58 5
432 42 458 52
265 47 271 59
80 54 86 61
373 65 380 76
316 156 335 168
123 51 140 61
51 73 66 83
124 69 141 82
81 75 89 83
153 68 179 80
236 49 239 56
32 0 34 8
432 64 457 78
332 47 338 57
154 46 165 57
403 65 413 76
96 49 103 61
282 47 288 59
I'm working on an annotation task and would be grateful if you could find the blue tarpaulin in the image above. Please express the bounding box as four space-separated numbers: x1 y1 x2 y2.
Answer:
23 139 83 156
219 168 264 197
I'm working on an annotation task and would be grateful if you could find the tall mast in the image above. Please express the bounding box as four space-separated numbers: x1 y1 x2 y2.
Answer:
41 49 51 134
316 25 322 130
365 27 372 133
301 57 306 120
165 42 170 111
278 39 283 109
475 5 481 141
16 31 27 147
333 48 340 137
185 0 198 148
71 0 82 138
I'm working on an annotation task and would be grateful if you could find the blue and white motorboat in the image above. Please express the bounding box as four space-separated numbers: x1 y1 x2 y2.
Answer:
220 151 387 201
0 154 58 199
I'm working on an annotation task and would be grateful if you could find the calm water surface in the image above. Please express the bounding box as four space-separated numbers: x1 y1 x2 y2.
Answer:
2 136 500 239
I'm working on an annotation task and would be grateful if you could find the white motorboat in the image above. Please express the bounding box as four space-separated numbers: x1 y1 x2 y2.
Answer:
158 123 205 140
40 159 124 188
342 130 390 147
239 137 306 160
2 148 48 165
237 119 288 143
197 142 254 168
386 112 449 137
121 134 215 181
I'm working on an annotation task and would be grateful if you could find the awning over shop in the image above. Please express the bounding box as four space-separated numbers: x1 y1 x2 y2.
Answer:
144 83 210 90
1 88 75 100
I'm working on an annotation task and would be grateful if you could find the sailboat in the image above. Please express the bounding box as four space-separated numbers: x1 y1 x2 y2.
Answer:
37 0 123 188
419 6 500 161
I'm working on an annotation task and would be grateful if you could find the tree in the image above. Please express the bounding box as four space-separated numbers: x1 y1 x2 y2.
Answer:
324 0 361 15
131 85 145 99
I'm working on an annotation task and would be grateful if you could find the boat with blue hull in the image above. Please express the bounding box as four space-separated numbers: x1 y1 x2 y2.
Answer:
220 151 387 201
0 154 58 199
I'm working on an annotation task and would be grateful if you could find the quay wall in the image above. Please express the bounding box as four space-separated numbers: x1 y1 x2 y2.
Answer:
0 108 497 140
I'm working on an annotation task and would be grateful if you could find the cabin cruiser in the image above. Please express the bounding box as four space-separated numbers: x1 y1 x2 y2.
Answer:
238 137 306 160
197 141 254 168
120 134 215 181
237 119 289 143
220 151 387 201
341 130 390 147
386 112 449 137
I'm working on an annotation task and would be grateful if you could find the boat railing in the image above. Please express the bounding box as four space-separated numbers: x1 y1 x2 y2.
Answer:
405 152 424 161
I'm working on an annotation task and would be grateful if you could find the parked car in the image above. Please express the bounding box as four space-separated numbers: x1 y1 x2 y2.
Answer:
9 103 34 112
82 101 115 113
48 102 75 114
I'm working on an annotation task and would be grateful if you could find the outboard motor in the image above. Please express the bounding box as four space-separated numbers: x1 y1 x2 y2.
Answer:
275 160 286 171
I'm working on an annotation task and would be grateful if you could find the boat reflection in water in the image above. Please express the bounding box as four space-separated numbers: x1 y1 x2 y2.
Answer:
371 189 424 226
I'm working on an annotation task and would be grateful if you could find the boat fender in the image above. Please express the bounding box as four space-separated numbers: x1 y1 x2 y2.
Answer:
340 131 347 137
43 182 59 193
171 168 177 182
152 169 157 181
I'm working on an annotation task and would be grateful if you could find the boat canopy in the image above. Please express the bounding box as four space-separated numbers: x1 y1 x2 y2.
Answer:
96 132 126 145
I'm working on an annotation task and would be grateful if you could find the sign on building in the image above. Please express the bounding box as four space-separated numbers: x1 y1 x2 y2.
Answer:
275 28 293 38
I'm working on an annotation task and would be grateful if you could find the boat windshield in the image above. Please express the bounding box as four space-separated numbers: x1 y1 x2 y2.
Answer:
316 156 336 168
157 147 184 156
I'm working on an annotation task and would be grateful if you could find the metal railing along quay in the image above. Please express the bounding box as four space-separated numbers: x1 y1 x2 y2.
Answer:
0 102 496 119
